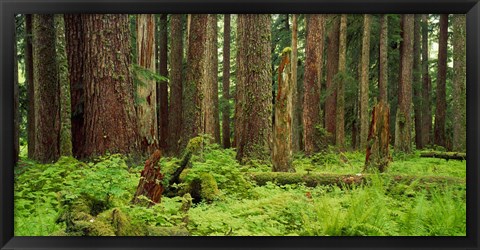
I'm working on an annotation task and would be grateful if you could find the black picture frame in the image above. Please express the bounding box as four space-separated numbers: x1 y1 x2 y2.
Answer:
1 0 479 249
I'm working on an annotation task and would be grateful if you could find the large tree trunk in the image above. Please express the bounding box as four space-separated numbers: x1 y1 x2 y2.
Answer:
158 14 169 150
291 14 301 152
359 14 371 151
412 15 423 150
81 14 139 157
452 14 466 152
235 14 272 163
395 14 414 153
167 15 184 155
222 14 232 149
64 14 85 159
14 19 19 165
378 14 388 103
273 48 294 172
421 15 432 147
303 14 325 155
32 14 60 163
136 14 158 154
204 15 221 143
336 14 347 150
434 14 448 148
364 101 391 172
325 15 339 142
25 14 36 159
181 15 208 151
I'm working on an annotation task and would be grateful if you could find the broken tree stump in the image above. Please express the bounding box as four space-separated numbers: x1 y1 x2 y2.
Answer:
420 151 466 161
365 101 391 172
132 149 165 206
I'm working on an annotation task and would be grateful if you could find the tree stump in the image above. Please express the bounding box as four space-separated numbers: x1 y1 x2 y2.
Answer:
365 101 391 172
132 149 164 206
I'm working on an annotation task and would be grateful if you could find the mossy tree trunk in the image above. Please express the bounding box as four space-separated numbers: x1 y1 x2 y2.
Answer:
25 14 36 159
235 14 272 163
32 14 60 163
136 14 158 154
222 14 232 149
325 15 339 143
412 15 423 150
359 14 371 151
158 14 169 150
365 101 391 172
291 14 301 152
452 14 466 152
81 14 139 157
434 14 448 148
421 15 432 147
336 14 347 151
303 14 325 156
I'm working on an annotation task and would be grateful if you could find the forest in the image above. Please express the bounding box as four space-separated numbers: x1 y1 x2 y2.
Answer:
13 13 466 236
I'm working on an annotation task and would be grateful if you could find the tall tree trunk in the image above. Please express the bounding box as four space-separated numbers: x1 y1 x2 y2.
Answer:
158 14 169 150
434 14 448 148
64 14 85 159
413 15 423 149
204 14 221 143
181 15 208 151
81 14 139 157
25 14 36 159
325 15 339 143
379 14 388 103
452 14 466 152
421 14 432 147
303 14 325 155
235 14 272 163
394 14 414 153
273 48 294 172
14 19 19 165
136 14 158 154
336 14 347 150
32 14 60 163
222 14 232 149
55 15 72 156
168 15 184 154
359 14 372 151
291 14 301 152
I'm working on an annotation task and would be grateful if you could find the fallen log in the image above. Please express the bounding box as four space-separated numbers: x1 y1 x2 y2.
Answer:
420 151 466 161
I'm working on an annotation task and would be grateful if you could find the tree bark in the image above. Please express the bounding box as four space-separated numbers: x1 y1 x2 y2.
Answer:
421 14 432 147
394 14 414 153
325 15 340 142
132 150 164 206
378 14 388 103
25 14 36 159
158 14 169 150
336 14 347 150
235 14 272 163
32 14 60 163
303 14 325 155
434 14 448 148
81 14 139 157
291 14 301 152
452 14 466 152
359 14 372 151
222 14 232 149
364 101 391 172
412 15 423 149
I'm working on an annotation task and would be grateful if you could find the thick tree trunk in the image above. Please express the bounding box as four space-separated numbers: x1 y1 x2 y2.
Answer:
336 14 347 150
158 14 169 150
421 15 432 147
359 14 371 151
291 14 301 152
378 14 388 103
303 14 325 155
394 14 414 153
64 14 85 159
32 14 60 163
325 15 339 142
81 14 139 157
222 14 232 149
364 101 391 172
412 15 423 150
167 15 184 155
273 48 294 172
25 14 36 159
235 14 272 163
452 14 466 152
136 14 158 154
434 14 448 147
181 15 208 151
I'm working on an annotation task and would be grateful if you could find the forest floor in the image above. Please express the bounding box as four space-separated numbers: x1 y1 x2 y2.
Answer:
14 142 466 236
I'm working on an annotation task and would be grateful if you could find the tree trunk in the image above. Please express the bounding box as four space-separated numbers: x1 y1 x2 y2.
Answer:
359 14 371 151
55 15 73 156
421 14 432 147
204 14 220 143
336 14 347 151
273 48 294 172
136 14 158 154
81 14 139 157
395 14 414 153
25 14 36 159
412 15 423 150
452 14 466 152
32 14 60 163
378 14 388 103
14 19 19 165
158 14 169 150
434 14 448 148
325 15 339 142
181 15 208 151
167 15 184 155
291 14 301 152
235 14 272 163
303 14 325 155
64 14 85 159
132 150 164 206
222 14 232 149
364 101 391 172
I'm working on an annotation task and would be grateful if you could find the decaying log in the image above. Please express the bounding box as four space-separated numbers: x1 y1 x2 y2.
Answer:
132 149 165 206
420 151 466 161
365 101 391 172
